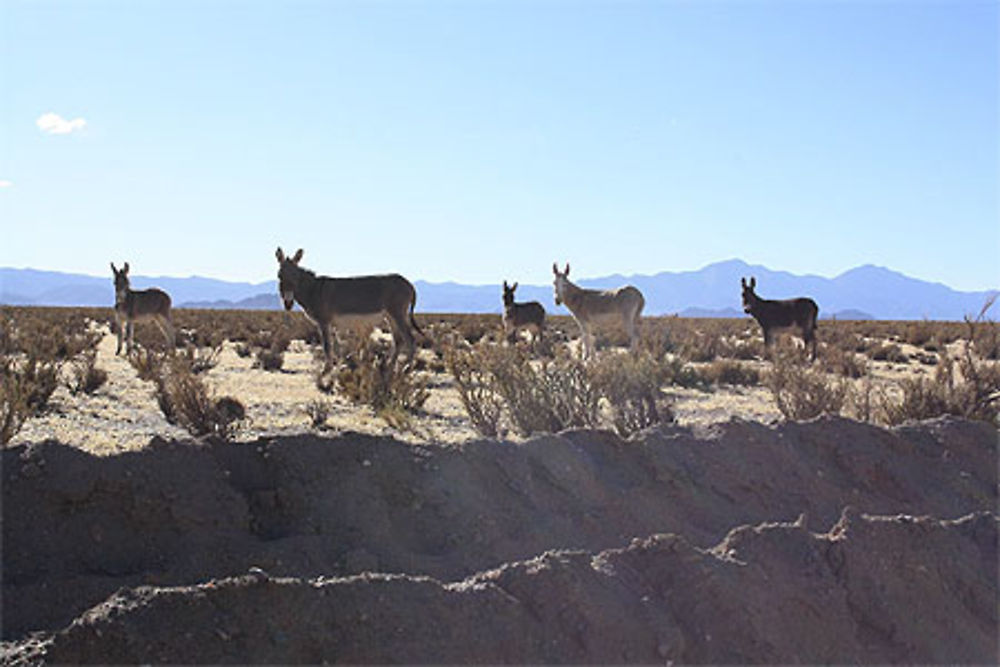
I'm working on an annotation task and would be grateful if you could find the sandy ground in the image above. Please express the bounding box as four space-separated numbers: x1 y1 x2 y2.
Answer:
11 326 953 455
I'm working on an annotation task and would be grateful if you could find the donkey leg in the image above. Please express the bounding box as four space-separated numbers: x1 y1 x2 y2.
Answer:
390 312 416 366
126 321 135 354
626 311 640 353
319 325 334 370
115 314 124 355
806 327 818 362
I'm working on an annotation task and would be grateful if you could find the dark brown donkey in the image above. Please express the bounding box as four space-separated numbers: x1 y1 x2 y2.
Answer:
275 248 424 367
111 262 175 354
741 276 819 360
502 280 545 345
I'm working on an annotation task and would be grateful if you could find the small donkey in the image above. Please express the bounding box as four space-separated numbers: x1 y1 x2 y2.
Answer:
502 280 545 345
740 276 818 360
111 262 175 354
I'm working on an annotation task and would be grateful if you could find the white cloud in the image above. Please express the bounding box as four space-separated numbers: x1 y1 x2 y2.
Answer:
36 112 87 135
0 180 12 188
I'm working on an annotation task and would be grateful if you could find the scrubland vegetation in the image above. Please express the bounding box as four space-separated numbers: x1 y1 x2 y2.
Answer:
2 302 997 445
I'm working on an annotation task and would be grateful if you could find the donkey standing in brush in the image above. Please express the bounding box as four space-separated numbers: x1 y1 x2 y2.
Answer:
552 262 645 359
275 248 424 368
111 262 175 354
502 280 545 346
740 276 819 361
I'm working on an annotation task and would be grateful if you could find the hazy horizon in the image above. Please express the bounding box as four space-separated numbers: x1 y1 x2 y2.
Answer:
2 2 997 291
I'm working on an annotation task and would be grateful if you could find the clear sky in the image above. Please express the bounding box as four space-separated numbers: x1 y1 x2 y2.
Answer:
2 0 997 291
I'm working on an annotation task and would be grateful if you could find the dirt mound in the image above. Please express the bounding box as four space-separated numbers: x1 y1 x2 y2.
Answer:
2 416 997 663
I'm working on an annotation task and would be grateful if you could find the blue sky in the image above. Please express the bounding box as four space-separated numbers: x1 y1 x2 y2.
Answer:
2 0 997 291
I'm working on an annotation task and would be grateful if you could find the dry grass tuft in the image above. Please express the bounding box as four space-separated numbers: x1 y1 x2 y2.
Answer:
319 336 430 429
765 350 848 421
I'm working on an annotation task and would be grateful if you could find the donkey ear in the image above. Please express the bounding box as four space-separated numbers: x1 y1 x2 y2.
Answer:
276 247 285 263
110 262 117 275
741 277 746 288
552 263 559 275
564 263 570 276
750 277 756 289
122 262 129 275
512 282 518 291
292 249 304 264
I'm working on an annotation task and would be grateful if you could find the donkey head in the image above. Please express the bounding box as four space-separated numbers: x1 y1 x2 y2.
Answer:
502 280 518 307
111 262 131 302
740 277 758 313
552 263 570 306
275 247 304 311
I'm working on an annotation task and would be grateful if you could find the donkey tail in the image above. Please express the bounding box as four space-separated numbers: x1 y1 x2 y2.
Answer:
409 294 426 338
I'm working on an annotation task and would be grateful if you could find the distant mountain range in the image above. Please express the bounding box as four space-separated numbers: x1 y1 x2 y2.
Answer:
2 260 996 321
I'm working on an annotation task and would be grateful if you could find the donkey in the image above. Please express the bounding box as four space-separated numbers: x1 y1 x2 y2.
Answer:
110 262 175 355
740 276 819 361
275 247 424 368
552 263 645 359
502 280 545 345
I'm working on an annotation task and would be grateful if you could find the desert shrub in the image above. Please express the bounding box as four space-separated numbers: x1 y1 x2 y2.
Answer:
879 322 1000 427
178 341 223 375
0 354 61 444
448 343 601 437
154 356 245 439
235 342 253 358
446 346 503 437
304 399 333 429
970 297 1000 360
254 346 285 372
867 342 909 364
765 352 848 421
323 337 429 429
64 350 109 396
661 357 711 391
590 351 673 438
819 346 869 379
485 345 600 436
903 319 936 348
702 359 761 387
679 332 724 363
128 348 167 382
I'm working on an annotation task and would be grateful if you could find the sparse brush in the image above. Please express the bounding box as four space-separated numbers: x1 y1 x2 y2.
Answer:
331 337 429 429
765 351 848 421
867 342 909 364
446 345 503 437
970 296 1000 360
878 306 1000 426
304 399 333 429
179 341 223 375
680 333 724 363
819 346 868 379
903 319 936 348
479 344 600 436
254 346 285 372
128 348 167 382
64 350 109 396
1 353 62 444
590 350 673 438
235 342 253 358
661 357 711 391
154 356 245 439
701 359 761 387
